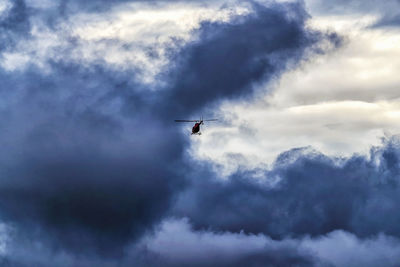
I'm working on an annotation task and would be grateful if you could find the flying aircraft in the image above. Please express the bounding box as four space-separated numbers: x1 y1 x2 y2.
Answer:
175 116 218 135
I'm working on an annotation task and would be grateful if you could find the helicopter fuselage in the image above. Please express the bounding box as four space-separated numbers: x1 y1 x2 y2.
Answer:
192 121 202 134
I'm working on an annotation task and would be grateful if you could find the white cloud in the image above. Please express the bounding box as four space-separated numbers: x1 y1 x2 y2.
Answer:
0 1 250 85
140 218 400 266
192 15 400 174
142 218 268 262
139 218 308 265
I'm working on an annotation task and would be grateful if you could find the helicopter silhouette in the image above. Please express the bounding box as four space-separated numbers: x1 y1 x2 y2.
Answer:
175 116 218 135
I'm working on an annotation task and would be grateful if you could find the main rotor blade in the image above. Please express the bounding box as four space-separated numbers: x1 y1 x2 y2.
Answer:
175 120 199 122
202 119 218 121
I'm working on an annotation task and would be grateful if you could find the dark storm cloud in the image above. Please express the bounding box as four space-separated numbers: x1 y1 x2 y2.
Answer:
0 0 338 265
174 138 400 240
161 1 320 117
0 62 187 256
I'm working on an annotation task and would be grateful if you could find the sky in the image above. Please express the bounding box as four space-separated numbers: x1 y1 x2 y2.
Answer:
0 0 400 266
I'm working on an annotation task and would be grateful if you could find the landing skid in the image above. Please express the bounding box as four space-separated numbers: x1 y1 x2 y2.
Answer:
191 132 202 135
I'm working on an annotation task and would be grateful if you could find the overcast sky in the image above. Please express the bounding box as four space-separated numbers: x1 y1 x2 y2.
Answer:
1 0 400 266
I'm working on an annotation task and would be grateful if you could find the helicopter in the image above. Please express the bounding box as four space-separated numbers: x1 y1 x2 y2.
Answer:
175 116 218 135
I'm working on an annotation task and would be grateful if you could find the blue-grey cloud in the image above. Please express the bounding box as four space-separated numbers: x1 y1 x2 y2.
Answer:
307 0 400 28
174 138 400 241
0 0 30 51
160 1 321 118
373 14 400 27
0 63 187 257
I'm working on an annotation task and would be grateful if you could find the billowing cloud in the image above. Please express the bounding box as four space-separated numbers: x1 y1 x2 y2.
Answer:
142 219 400 267
139 218 318 267
175 137 400 241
